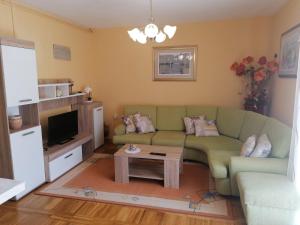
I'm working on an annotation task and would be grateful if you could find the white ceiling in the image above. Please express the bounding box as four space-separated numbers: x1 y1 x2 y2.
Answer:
15 0 289 28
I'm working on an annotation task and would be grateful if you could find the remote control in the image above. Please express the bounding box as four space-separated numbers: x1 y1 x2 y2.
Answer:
150 152 166 156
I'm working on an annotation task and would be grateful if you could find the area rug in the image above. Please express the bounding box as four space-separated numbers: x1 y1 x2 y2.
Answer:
37 154 235 219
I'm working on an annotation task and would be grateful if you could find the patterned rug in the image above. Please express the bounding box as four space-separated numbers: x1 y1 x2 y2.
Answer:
37 154 236 219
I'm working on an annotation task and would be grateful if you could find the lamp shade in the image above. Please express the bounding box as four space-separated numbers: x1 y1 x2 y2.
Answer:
144 23 159 38
84 86 92 94
128 28 140 42
155 31 166 43
136 31 147 44
163 25 177 39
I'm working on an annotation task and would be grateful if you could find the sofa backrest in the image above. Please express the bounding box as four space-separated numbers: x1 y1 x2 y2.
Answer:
124 105 157 128
156 106 186 131
216 107 246 139
239 111 268 142
186 106 218 120
260 118 292 158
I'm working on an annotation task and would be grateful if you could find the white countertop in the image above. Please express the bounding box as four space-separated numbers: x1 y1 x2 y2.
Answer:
0 178 25 205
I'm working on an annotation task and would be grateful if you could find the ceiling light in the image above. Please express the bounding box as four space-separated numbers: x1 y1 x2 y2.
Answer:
128 0 176 44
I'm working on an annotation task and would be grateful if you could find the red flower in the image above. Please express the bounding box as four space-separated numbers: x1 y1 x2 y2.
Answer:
236 63 246 76
243 56 254 64
267 61 279 73
258 56 267 65
254 69 266 82
230 62 239 71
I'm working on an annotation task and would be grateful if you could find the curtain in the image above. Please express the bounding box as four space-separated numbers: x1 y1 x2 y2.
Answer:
288 46 300 189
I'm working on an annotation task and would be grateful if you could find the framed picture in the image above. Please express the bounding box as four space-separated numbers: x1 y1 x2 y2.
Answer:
279 23 300 78
153 46 197 81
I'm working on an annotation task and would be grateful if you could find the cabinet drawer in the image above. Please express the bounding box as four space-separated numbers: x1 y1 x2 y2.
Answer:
48 146 83 182
9 126 45 199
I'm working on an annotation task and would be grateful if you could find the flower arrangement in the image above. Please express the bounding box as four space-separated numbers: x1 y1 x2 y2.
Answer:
230 56 279 114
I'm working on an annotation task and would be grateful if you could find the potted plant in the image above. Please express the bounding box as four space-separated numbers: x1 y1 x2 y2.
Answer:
230 55 279 115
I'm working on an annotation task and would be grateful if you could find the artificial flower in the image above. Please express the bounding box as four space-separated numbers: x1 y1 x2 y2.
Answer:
236 63 246 76
243 56 254 64
267 61 279 73
230 62 239 71
258 56 267 65
254 69 266 82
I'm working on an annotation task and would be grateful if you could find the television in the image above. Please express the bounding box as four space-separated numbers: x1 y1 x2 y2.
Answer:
48 110 78 146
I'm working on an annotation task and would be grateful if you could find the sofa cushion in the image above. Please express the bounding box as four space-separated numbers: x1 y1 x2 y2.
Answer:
185 135 243 153
186 106 218 120
217 107 246 138
124 105 157 128
208 149 240 179
237 172 299 210
152 131 186 147
261 118 292 158
156 106 186 131
113 133 155 145
239 111 267 142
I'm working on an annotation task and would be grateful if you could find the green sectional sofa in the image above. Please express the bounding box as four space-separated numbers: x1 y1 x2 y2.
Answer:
113 105 292 195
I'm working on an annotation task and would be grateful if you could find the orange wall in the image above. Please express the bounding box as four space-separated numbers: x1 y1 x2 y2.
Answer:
93 18 273 134
270 0 300 126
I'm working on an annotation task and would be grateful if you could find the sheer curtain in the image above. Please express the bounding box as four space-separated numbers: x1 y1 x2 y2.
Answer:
288 44 300 189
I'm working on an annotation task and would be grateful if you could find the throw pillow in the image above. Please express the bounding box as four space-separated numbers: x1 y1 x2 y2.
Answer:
133 113 155 134
250 134 272 158
195 119 220 137
184 116 205 135
122 115 136 134
240 135 256 157
203 120 220 136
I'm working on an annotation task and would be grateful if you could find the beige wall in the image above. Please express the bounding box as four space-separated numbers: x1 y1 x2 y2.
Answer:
0 0 96 91
93 18 273 134
270 0 300 126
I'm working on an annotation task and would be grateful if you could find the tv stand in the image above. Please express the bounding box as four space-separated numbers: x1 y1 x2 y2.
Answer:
58 137 75 145
44 132 93 182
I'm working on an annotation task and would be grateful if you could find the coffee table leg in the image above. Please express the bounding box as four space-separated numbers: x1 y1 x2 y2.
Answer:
114 156 129 183
164 159 179 189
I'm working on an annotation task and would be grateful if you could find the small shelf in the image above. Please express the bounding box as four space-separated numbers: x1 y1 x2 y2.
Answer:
129 160 164 181
39 93 85 102
38 83 71 87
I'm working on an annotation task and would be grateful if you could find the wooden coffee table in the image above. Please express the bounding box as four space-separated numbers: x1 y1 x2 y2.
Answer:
114 144 183 189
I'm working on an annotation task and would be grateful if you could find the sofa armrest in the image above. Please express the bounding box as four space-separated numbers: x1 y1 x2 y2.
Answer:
229 156 288 196
114 123 126 135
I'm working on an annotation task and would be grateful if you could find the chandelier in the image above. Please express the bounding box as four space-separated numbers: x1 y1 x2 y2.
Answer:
128 0 177 44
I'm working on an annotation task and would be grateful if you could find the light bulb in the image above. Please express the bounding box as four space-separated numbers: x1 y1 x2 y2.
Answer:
144 23 159 38
136 31 147 44
155 31 166 43
163 25 177 39
128 28 140 42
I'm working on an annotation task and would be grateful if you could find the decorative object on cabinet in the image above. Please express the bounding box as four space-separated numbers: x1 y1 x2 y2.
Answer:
83 86 93 102
8 115 22 130
0 37 45 200
279 23 300 78
153 46 197 81
230 55 279 115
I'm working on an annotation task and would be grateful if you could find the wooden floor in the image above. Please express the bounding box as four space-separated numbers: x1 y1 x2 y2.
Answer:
0 142 246 225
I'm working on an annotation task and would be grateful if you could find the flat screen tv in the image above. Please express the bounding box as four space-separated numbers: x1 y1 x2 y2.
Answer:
48 110 78 146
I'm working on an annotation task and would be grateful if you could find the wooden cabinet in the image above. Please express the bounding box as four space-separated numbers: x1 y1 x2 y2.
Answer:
0 38 45 200
0 45 39 107
10 126 45 199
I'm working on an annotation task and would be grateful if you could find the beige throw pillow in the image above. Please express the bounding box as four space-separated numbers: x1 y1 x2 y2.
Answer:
195 119 219 137
133 113 155 134
122 115 136 134
240 135 256 157
184 116 205 135
250 134 272 158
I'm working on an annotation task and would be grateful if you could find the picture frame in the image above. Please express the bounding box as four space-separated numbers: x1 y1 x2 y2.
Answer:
279 23 300 78
153 46 197 81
